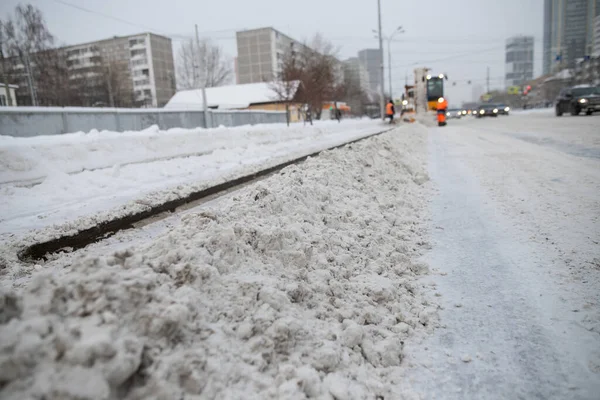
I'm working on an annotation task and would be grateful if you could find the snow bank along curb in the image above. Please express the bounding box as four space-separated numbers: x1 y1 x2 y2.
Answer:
0 125 435 399
17 127 393 262
0 119 380 185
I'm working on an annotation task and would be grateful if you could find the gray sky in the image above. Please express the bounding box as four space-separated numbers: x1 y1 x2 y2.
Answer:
1 0 543 105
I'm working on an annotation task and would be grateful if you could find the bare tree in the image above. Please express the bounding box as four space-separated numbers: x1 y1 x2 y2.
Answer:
271 34 345 122
290 34 342 120
101 57 133 107
34 48 71 106
269 47 303 126
1 4 55 105
176 38 232 90
0 22 14 106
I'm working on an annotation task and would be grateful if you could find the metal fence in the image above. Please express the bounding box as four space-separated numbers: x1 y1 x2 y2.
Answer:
0 107 287 137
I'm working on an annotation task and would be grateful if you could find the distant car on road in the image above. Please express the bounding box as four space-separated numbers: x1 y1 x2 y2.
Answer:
476 104 499 118
446 108 462 119
555 85 600 116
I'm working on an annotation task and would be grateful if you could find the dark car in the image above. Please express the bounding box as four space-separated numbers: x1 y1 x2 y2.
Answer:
555 85 600 116
476 104 499 118
496 104 510 115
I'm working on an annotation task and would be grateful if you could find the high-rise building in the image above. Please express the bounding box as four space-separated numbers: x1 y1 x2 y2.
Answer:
543 0 600 74
505 36 534 88
343 57 369 92
236 27 308 84
357 49 382 94
594 14 600 56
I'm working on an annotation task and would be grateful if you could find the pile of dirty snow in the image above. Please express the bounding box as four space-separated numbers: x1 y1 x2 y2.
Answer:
0 119 386 237
0 126 433 399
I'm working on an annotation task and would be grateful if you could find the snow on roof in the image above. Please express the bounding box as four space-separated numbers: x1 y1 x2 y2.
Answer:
165 81 300 110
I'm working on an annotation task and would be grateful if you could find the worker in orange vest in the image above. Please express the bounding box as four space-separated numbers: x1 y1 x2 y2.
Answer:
436 97 448 126
385 100 395 124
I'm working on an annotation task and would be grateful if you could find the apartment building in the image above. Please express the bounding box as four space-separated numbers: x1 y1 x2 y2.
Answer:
505 36 534 87
65 32 176 107
343 57 369 92
357 49 382 94
236 27 309 84
8 32 175 107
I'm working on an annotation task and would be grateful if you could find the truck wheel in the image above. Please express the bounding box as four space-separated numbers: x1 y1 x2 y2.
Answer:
555 106 562 117
570 105 580 116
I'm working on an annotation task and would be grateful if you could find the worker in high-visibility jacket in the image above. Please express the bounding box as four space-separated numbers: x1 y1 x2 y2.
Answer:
385 100 395 124
436 97 448 126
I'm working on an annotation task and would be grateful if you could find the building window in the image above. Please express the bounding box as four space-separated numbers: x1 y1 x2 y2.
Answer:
131 58 148 66
0 94 6 106
129 38 145 47
131 49 146 57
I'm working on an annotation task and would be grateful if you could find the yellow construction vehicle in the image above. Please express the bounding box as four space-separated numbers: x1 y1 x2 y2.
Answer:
426 73 446 111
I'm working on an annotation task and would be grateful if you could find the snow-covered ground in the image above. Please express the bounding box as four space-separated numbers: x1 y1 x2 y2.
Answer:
402 112 600 399
0 119 385 239
1 110 599 399
0 126 433 399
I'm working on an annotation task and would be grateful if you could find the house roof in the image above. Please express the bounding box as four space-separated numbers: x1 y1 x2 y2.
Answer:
164 81 300 110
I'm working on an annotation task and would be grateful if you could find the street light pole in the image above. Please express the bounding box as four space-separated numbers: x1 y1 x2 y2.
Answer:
377 0 385 120
387 38 392 102
195 24 209 128
387 27 404 102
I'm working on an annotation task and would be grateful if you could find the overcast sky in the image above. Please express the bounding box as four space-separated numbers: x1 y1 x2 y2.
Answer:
1 0 543 105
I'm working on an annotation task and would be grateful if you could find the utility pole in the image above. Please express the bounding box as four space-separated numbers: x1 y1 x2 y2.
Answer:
486 66 490 94
377 0 385 120
195 24 209 128
385 26 404 104
387 39 392 102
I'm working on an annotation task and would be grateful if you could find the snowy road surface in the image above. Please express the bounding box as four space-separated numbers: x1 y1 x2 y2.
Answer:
403 111 600 399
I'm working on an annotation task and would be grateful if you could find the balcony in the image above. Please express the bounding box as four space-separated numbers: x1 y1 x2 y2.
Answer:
129 43 146 51
130 59 149 68
133 78 151 87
